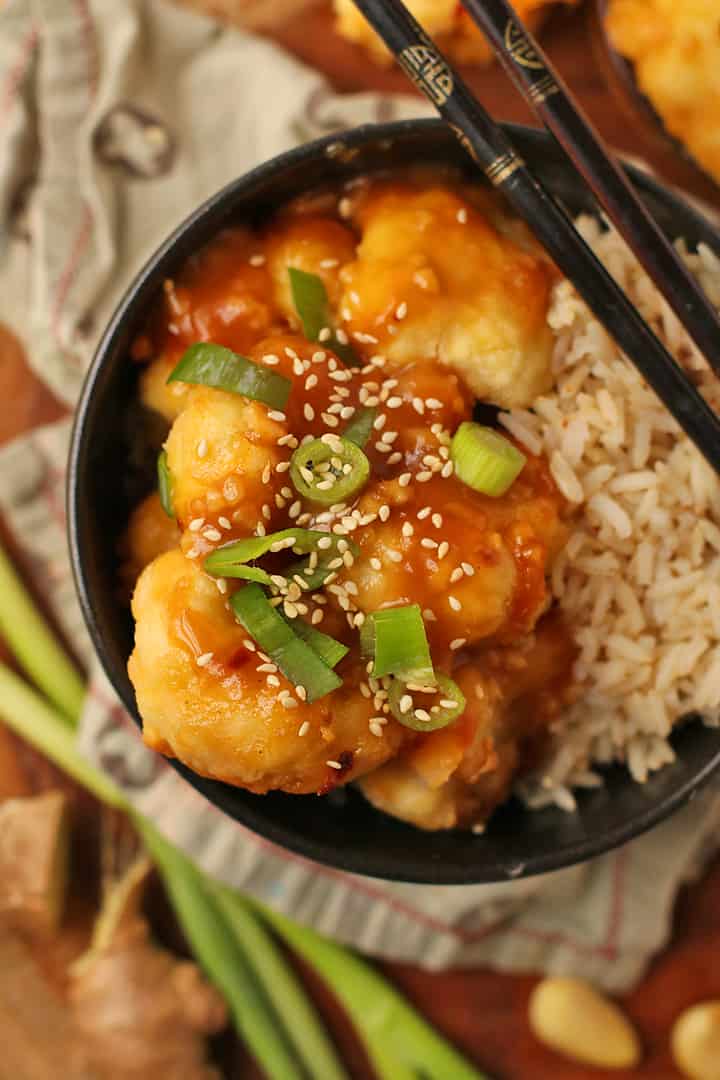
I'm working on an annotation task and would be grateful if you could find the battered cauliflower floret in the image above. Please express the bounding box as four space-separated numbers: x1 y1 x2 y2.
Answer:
163 386 286 532
606 0 720 182
263 215 357 329
336 452 567 653
128 551 404 793
340 183 556 409
120 492 180 587
140 353 192 424
359 615 574 829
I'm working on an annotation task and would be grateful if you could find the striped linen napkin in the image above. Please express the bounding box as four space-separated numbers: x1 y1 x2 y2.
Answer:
1 0 719 990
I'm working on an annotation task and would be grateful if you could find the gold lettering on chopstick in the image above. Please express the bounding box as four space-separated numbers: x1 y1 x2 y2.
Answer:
504 19 544 70
528 73 560 105
398 44 454 106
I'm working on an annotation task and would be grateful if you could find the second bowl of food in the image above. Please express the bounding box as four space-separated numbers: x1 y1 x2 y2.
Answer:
69 120 720 884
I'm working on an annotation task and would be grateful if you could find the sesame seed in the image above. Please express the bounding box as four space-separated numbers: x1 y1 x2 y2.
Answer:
457 208 468 224
395 301 408 319
450 567 464 583
315 478 335 491
369 721 384 737
277 433 298 447
262 464 272 484
255 523 267 536
304 403 315 421
402 522 414 537
288 500 302 519
326 760 343 770
264 354 280 366
432 513 443 528
249 253 265 266
380 429 398 444
219 516 231 530
293 357 305 376
450 639 468 654
275 494 286 509
196 439 208 458
375 442 392 454
472 823 486 834
426 398 443 410
296 685 307 702
320 258 339 268
262 504 272 520
203 528 222 542
437 541 450 559
448 595 462 612
398 472 412 487
317 536 333 550
461 562 474 576
339 196 352 218
268 410 286 422
399 694 413 714
412 397 425 415
353 611 365 627
340 406 355 420
423 608 437 621
266 674 281 687
281 695 298 709
387 550 403 563
373 413 387 431
185 546 200 559
387 396 403 409
284 601 299 618
311 608 324 624
243 639 256 652
276 461 291 474
440 699 458 709
414 708 431 722
216 578 228 594
417 507 431 520
378 504 390 522
335 328 349 346
369 557 382 571
441 461 454 478
417 471 433 483
345 580 359 596
305 374 318 391
299 466 314 485
298 721 310 737
421 538 437 549
196 652 213 667
387 452 403 465
189 517 204 532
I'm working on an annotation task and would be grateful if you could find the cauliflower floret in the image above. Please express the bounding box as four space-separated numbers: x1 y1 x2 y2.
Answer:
340 183 556 409
128 551 404 793
263 215 357 328
163 386 286 531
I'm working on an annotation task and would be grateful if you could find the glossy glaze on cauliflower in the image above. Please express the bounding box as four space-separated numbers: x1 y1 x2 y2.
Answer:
126 170 575 830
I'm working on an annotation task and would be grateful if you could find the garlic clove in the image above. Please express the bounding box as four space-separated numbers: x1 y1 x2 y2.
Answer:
672 1002 720 1080
528 975 642 1069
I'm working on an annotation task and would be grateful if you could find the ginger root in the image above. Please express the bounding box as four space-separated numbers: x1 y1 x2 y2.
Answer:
0 790 69 936
69 855 226 1080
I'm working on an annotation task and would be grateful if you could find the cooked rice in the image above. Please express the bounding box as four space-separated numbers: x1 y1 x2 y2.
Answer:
503 216 720 808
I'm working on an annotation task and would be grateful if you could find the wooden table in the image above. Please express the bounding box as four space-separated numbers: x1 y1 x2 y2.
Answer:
2 4 720 1077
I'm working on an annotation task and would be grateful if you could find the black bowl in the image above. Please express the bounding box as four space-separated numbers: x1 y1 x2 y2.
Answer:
68 120 720 884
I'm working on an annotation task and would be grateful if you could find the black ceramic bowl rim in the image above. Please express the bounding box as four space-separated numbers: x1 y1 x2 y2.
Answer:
68 119 720 885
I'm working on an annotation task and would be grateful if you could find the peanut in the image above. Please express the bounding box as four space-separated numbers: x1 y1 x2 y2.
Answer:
528 976 641 1069
672 1002 720 1080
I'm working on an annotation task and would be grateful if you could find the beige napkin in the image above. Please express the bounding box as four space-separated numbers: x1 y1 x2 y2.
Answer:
2 0 719 990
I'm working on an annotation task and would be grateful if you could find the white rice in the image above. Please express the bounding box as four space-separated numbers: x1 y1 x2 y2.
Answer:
507 216 720 806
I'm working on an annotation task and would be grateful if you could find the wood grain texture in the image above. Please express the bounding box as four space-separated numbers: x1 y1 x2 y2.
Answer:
1 4 720 1074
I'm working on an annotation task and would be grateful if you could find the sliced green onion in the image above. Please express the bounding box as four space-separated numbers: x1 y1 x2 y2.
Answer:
288 619 348 669
288 268 359 367
451 422 526 497
157 450 175 519
290 437 369 506
167 342 291 410
231 584 341 702
360 604 435 685
204 529 331 578
389 673 465 732
286 536 360 591
342 407 376 448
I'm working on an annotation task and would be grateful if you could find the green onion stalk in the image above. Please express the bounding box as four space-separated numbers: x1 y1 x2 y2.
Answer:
0 537 489 1080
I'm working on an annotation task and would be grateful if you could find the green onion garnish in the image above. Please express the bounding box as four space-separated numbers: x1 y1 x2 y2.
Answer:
342 406 376 448
157 450 175 518
231 584 342 702
451 422 526 497
204 529 331 578
286 618 348 669
360 604 435 685
167 342 291 410
290 436 370 506
286 536 360 591
288 268 359 367
388 673 465 732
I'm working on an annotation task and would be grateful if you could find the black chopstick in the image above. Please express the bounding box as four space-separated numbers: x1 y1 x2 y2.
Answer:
350 0 720 475
459 0 720 378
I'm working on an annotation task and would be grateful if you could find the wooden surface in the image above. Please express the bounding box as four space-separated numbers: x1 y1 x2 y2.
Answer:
2 3 720 1077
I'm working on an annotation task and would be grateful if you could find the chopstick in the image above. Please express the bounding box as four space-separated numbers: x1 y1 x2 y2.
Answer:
458 0 720 378
351 0 720 475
